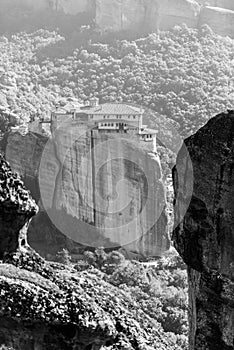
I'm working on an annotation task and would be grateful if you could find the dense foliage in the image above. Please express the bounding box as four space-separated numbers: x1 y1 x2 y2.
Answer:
36 25 234 137
82 247 188 341
1 22 233 349
0 25 234 138
0 248 187 349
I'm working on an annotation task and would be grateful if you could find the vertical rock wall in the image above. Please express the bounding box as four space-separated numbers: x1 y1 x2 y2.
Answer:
95 0 200 33
173 111 234 349
0 154 38 258
95 0 234 38
5 127 169 257
157 0 200 31
0 0 93 15
198 0 234 11
199 6 234 38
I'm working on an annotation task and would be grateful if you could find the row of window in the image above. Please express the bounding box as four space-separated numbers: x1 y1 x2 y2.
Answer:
99 123 128 127
141 134 153 139
90 114 137 119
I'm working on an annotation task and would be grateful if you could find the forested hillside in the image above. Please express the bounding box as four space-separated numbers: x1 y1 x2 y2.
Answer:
0 24 233 137
1 22 233 350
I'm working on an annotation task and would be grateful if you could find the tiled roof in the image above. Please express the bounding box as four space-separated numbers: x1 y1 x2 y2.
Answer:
81 103 143 115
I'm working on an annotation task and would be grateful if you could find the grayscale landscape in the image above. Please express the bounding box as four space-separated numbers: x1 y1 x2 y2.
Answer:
0 0 233 349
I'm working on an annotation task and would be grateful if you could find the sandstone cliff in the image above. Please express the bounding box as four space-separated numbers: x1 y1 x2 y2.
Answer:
95 0 234 38
0 157 183 350
173 110 234 349
0 0 94 15
96 0 200 33
199 6 234 38
1 0 234 38
158 0 200 31
0 154 179 350
198 0 234 11
4 128 169 258
0 154 38 259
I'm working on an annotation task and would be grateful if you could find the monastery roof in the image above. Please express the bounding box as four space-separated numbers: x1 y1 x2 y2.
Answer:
80 103 143 115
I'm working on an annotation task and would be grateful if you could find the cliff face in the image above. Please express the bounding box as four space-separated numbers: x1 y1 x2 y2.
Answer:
199 0 234 11
95 0 234 38
173 111 234 349
0 150 174 350
96 0 200 33
1 0 234 38
0 0 93 15
200 6 234 38
5 128 169 258
158 0 200 31
0 154 38 259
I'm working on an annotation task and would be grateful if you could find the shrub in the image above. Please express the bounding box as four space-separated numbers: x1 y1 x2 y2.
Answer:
56 249 71 265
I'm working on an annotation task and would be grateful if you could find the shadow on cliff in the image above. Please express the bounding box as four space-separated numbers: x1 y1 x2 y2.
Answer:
28 208 119 259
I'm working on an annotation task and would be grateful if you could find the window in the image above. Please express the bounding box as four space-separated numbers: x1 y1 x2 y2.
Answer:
133 115 136 119
111 123 114 127
90 115 93 119
103 115 106 119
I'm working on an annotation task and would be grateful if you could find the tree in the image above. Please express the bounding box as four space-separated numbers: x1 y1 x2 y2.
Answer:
56 248 71 265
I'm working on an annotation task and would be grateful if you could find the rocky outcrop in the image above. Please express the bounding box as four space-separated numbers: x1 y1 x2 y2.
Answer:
199 6 234 38
198 0 234 11
173 110 234 349
0 149 174 349
4 128 169 258
96 0 200 33
2 0 234 38
0 0 94 15
0 154 38 259
95 0 234 38
95 0 160 33
158 0 200 31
